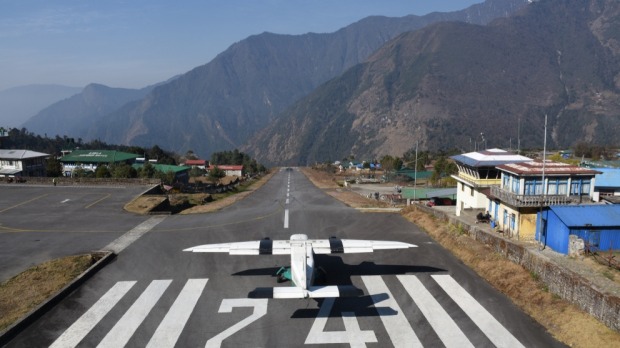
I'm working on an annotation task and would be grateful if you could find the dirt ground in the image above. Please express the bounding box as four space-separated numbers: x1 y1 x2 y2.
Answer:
124 171 276 215
302 167 620 348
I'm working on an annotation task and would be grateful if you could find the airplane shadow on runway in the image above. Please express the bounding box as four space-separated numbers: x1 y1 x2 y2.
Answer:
232 254 446 318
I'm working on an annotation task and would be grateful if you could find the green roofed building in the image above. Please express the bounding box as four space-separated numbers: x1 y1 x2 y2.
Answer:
60 150 140 176
132 163 190 184
61 150 140 163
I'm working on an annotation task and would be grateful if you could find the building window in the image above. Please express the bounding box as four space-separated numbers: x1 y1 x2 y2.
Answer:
558 179 568 195
511 177 520 194
548 178 558 195
570 179 591 195
471 187 474 196
524 179 542 195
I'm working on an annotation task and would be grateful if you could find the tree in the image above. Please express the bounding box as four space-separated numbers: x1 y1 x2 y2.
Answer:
208 166 226 181
110 163 137 178
95 165 111 178
139 162 157 178
189 166 206 177
380 155 403 172
45 156 63 177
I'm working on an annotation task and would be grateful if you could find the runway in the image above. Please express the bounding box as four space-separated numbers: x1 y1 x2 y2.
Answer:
2 170 565 347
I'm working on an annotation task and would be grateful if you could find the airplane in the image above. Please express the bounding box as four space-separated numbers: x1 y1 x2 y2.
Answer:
184 234 416 299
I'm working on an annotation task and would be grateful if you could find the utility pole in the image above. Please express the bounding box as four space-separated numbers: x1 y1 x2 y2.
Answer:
538 114 548 250
414 140 418 202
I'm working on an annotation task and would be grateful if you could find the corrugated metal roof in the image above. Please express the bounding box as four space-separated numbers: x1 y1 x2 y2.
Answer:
60 150 139 163
549 205 620 228
595 168 620 188
133 163 189 173
401 187 456 199
451 148 530 167
425 188 457 198
497 160 601 176
0 149 49 159
0 168 21 175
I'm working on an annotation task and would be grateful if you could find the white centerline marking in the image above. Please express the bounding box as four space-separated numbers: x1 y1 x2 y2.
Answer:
284 209 289 228
147 279 208 348
98 279 172 348
432 275 525 348
50 281 136 348
61 199 70 203
397 275 473 348
362 276 422 348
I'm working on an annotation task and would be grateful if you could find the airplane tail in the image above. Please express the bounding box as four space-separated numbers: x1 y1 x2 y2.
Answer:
249 285 363 299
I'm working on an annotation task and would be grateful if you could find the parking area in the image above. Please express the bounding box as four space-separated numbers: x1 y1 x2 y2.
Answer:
0 184 153 282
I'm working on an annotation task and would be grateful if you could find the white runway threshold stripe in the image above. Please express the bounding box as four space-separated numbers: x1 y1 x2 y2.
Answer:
397 275 474 348
361 276 423 348
432 275 525 348
97 279 172 348
104 215 166 254
147 279 208 348
49 281 136 348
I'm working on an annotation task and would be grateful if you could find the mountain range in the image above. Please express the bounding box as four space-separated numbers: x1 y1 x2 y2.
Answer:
0 85 81 128
17 0 531 160
22 83 155 140
246 0 620 165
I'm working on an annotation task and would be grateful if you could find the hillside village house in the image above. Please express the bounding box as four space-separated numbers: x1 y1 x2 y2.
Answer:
183 159 208 169
490 161 601 240
207 165 243 177
450 149 531 216
0 149 49 177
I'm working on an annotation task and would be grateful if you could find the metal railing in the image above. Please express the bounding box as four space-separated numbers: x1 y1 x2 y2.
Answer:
454 173 501 188
490 185 584 207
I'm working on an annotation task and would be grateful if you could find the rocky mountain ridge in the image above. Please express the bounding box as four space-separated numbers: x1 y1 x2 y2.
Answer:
244 0 620 165
20 0 531 158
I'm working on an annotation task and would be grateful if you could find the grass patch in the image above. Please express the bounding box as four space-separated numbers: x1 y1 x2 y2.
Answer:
0 254 100 331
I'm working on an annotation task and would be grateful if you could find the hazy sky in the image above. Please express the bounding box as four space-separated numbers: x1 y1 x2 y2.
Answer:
0 0 482 91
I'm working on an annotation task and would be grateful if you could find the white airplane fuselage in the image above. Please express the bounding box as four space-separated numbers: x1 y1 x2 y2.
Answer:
289 234 315 290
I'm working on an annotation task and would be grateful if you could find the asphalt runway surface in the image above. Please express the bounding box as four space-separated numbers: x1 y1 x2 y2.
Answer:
2 171 566 347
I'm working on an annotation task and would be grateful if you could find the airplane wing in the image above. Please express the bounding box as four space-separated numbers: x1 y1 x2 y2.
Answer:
184 237 416 255
183 239 292 255
310 238 417 254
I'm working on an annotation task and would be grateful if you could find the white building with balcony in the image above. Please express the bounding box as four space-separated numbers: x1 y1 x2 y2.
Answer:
450 149 531 216
491 161 601 240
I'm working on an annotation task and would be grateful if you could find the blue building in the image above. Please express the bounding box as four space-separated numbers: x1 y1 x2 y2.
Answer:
537 205 620 254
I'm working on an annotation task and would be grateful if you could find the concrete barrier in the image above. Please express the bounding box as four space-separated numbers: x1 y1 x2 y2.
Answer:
413 204 620 332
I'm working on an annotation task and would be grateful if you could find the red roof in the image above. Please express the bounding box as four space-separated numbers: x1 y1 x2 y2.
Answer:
496 160 601 176
184 159 207 166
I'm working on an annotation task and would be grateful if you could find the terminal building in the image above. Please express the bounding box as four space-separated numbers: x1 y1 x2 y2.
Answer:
60 150 140 176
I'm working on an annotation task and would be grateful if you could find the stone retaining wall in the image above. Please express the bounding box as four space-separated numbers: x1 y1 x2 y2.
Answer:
415 204 620 332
